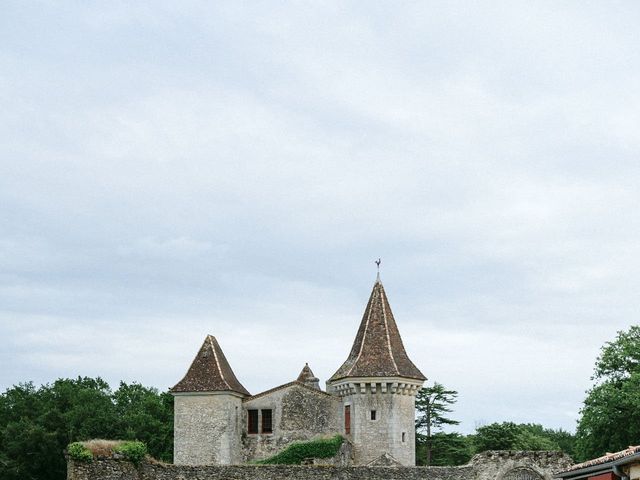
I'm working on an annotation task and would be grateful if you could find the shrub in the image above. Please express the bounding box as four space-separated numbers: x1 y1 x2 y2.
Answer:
67 442 93 463
256 435 344 465
114 441 147 465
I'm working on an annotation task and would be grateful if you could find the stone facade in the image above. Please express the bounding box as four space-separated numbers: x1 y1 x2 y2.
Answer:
171 279 425 466
333 379 420 465
241 382 341 462
173 392 244 465
67 451 573 480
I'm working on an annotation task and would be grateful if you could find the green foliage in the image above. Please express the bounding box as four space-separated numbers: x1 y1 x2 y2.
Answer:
417 432 472 466
576 326 640 461
472 422 574 457
67 443 93 463
114 441 147 465
112 383 173 462
256 435 344 465
415 382 461 466
0 377 173 480
473 422 522 451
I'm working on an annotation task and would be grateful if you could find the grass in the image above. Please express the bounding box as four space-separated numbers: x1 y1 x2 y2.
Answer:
67 439 148 465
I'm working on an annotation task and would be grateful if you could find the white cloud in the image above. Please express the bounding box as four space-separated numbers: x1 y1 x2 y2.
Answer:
1 0 639 433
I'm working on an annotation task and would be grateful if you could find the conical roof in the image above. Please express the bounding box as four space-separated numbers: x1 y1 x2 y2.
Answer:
330 279 426 382
171 335 250 395
296 363 317 383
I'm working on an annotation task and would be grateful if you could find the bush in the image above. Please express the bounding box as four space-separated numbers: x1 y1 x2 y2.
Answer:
67 442 93 463
114 441 147 465
256 435 344 465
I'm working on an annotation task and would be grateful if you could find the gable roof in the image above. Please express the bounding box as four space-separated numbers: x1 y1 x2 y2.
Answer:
329 279 426 382
171 335 250 396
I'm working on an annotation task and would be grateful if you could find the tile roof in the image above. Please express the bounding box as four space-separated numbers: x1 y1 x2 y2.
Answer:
329 279 426 382
171 335 250 396
563 446 640 473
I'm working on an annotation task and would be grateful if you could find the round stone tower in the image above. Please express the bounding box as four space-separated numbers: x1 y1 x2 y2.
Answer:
171 335 249 465
327 278 426 466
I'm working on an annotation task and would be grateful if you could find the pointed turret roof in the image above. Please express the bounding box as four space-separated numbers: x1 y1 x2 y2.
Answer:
296 363 321 390
296 363 317 383
330 279 426 382
171 335 250 396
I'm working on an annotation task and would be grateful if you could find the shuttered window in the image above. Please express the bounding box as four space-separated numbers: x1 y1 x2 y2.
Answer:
248 409 259 434
261 409 273 434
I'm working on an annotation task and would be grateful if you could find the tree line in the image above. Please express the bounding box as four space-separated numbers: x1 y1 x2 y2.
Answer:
1 325 639 479
0 378 172 480
416 325 640 465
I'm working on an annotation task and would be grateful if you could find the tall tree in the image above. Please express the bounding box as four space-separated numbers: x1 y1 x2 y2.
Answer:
415 382 461 465
575 326 640 461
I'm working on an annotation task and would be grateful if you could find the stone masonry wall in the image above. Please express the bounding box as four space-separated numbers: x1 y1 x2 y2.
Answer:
68 451 573 480
242 383 341 462
344 387 417 466
174 393 243 465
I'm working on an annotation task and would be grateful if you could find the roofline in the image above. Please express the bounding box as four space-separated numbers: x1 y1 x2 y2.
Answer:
242 381 335 402
554 452 640 479
328 375 426 385
171 390 247 398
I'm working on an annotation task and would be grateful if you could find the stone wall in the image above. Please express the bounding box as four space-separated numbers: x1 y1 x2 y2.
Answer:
242 383 341 462
174 393 243 465
471 451 573 480
67 451 573 480
343 386 417 466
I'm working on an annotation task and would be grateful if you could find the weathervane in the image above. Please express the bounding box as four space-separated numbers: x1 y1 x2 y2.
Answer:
375 258 381 281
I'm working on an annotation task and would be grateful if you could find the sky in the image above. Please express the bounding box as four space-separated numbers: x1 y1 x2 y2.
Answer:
1 1 640 434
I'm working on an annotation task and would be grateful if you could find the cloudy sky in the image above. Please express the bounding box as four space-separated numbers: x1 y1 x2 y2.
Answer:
2 1 640 434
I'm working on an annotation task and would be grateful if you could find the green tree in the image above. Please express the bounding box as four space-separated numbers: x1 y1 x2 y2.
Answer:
0 378 117 480
0 377 174 480
112 382 173 462
417 432 472 466
473 422 572 455
576 326 640 461
415 382 461 465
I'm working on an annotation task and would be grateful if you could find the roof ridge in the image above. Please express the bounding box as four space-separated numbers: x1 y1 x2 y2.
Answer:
243 380 334 402
209 336 230 390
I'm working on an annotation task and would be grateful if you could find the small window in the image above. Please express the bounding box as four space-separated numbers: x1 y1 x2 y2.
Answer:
344 405 351 435
402 432 406 442
248 409 259 434
261 409 273 434
370 410 376 421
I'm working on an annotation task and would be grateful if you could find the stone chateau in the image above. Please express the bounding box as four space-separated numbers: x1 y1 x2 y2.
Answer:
171 276 427 466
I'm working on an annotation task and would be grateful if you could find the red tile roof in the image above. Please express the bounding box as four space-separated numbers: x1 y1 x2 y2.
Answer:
171 335 250 396
564 446 640 472
329 279 426 382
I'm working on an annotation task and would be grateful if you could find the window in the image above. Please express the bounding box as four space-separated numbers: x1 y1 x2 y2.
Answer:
402 432 406 442
370 410 376 420
261 409 273 434
248 409 259 434
344 405 351 435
